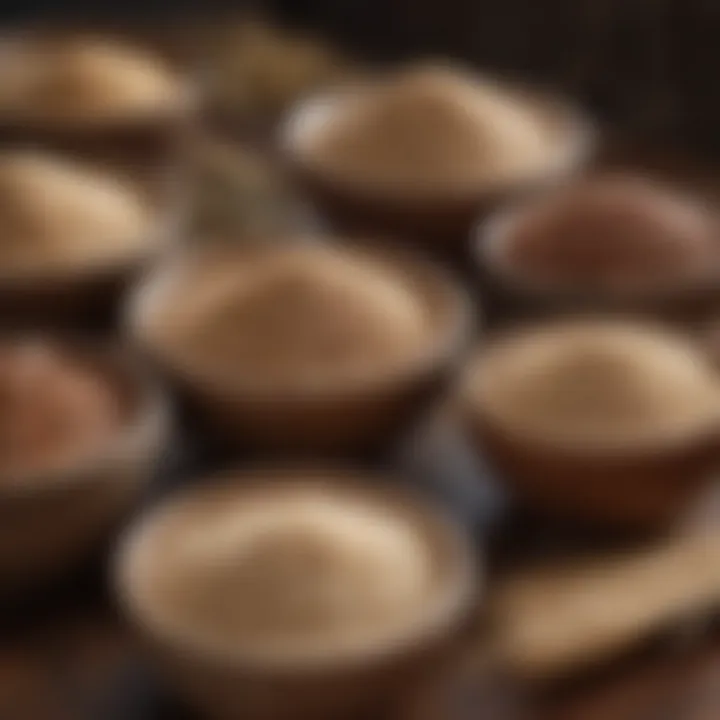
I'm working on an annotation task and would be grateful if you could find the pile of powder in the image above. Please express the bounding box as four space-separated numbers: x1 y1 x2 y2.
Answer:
182 249 430 389
0 36 184 123
0 342 122 476
0 152 151 272
305 64 555 193
146 487 436 660
468 323 720 448
498 176 718 291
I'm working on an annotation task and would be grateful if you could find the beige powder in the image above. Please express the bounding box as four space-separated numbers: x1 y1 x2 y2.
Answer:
179 248 430 390
0 36 184 124
144 488 437 660
305 64 555 193
467 322 720 448
0 342 121 476
0 152 152 273
499 176 718 290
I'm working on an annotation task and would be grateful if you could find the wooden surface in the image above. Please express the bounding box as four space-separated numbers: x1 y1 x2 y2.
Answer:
2 595 720 719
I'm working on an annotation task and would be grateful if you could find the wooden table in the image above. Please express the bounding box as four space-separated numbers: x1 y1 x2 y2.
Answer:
2 594 720 720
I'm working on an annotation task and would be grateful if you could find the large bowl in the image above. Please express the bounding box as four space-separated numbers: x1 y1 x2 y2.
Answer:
458 322 720 530
281 83 595 262
115 468 479 720
126 241 474 457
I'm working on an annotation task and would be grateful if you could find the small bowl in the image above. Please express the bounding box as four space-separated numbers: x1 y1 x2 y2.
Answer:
281 83 595 261
115 468 478 720
0 161 178 332
0 30 198 171
474 178 720 330
126 241 474 457
457 320 720 530
0 340 168 592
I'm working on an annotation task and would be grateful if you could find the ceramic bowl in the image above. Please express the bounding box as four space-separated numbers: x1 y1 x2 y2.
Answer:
458 321 720 529
473 180 720 330
0 340 168 592
281 83 595 262
127 241 474 457
115 467 479 720
0 30 198 171
0 159 179 331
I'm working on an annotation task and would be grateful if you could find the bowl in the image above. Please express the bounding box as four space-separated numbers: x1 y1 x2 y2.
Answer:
126 241 474 457
457 320 720 530
115 467 478 720
281 81 595 262
0 340 168 592
0 30 198 172
474 177 720 330
0 157 178 331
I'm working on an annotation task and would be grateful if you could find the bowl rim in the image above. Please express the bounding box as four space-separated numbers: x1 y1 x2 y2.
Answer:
124 238 476 403
114 465 480 674
0 337 169 497
279 76 597 209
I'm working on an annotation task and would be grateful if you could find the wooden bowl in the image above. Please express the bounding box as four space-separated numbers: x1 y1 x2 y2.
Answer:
126 241 474 457
458 321 720 530
115 468 479 720
0 160 179 332
473 181 720 331
281 84 595 262
0 341 168 592
0 30 198 172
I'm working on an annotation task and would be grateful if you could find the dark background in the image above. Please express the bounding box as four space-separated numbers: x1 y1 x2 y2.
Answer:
13 0 717 153
270 0 720 153
21 0 720 154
